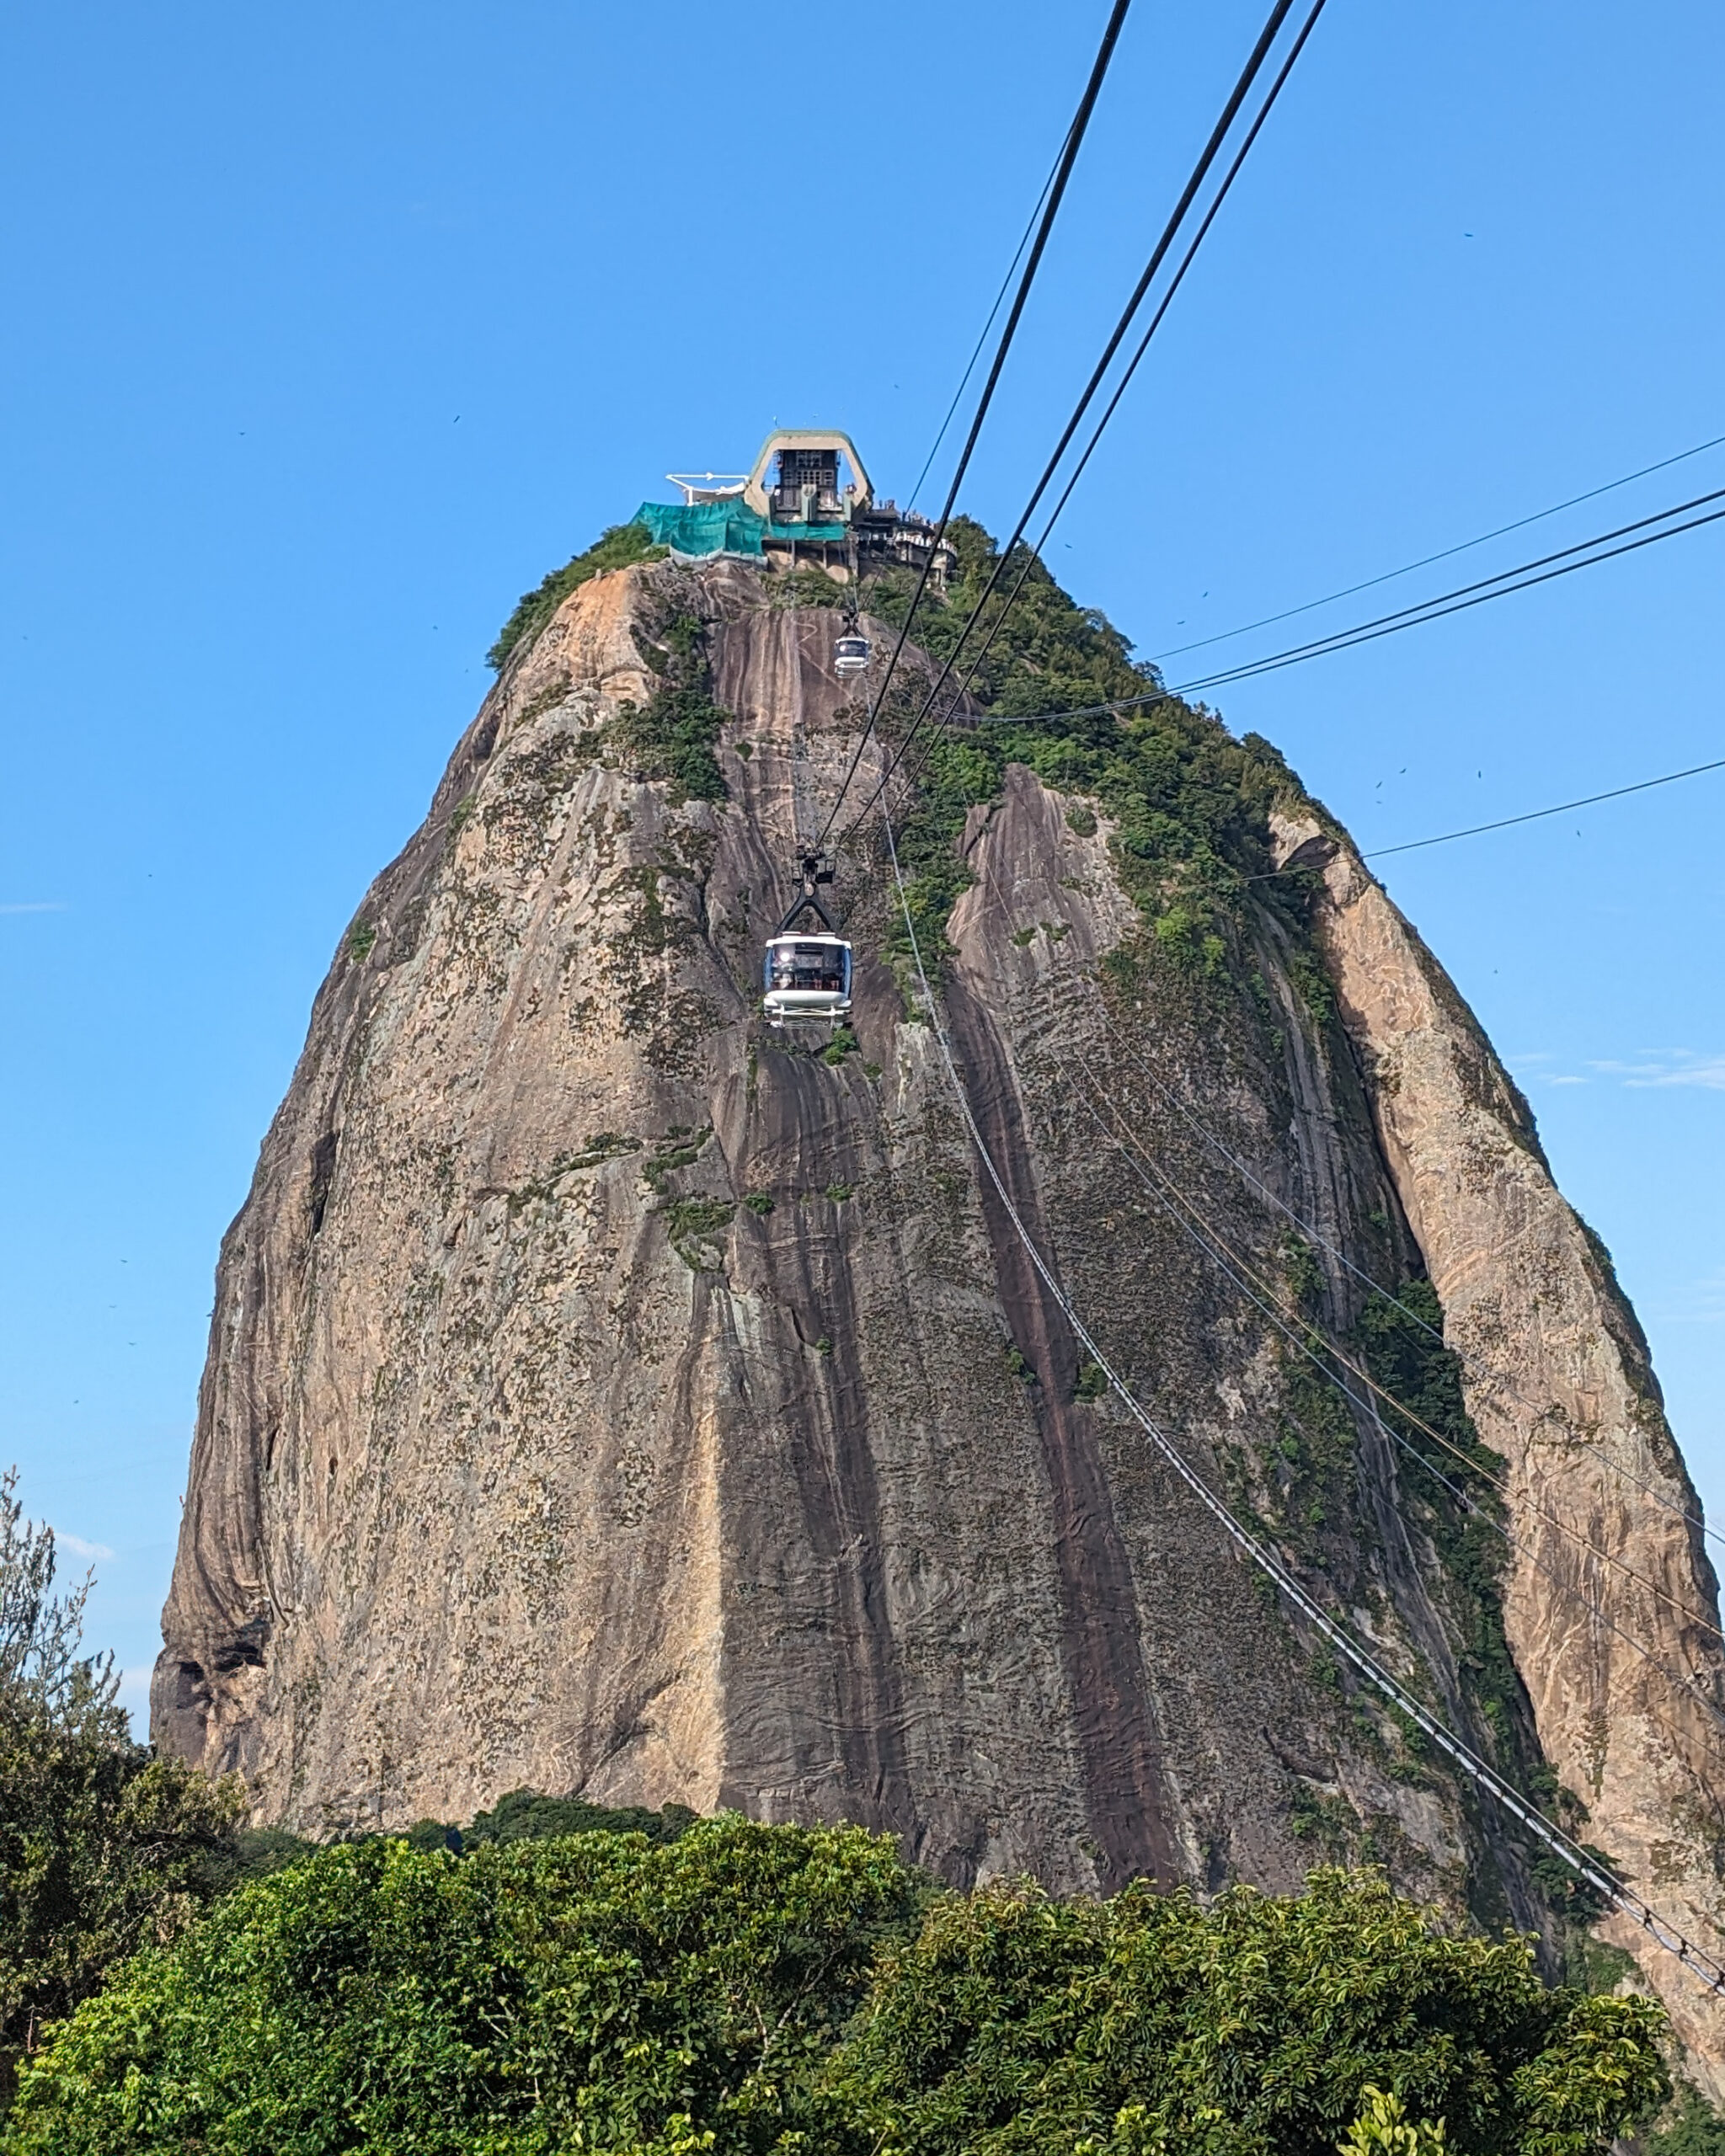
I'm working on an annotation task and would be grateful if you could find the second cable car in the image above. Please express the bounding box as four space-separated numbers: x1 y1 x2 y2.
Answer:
762 851 853 1031
834 632 870 676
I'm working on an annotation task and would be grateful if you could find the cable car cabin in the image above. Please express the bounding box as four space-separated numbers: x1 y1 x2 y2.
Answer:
762 932 852 1028
834 633 870 675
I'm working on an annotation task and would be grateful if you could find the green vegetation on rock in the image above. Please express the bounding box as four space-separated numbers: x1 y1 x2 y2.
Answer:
487 522 668 674
819 1865 1666 2156
1646 2087 1725 2154
611 608 729 803
862 519 1316 980
406 1787 698 1852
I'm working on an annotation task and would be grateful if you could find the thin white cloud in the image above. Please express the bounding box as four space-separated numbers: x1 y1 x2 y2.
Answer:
1650 1272 1725 1326
0 901 66 915
1590 1052 1725 1091
53 1529 115 1562
1545 1075 1586 1086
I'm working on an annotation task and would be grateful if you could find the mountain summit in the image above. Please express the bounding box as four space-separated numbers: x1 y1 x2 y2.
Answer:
153 516 1725 2076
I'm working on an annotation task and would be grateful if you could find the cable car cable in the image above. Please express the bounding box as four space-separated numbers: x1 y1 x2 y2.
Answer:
1148 428 1725 664
881 816 1725 1998
1072 1074 1725 1755
960 483 1725 741
1169 494 1725 696
1092 999 1725 1552
816 0 1138 847
1359 755 1725 861
947 0 1334 724
1068 1059 1725 1736
906 143 1067 515
831 0 1322 848
963 830 1725 1722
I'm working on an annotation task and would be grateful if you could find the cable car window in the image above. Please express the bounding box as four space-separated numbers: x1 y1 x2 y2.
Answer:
766 942 847 992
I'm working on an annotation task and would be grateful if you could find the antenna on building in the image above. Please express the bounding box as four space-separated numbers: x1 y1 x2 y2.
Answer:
666 472 750 505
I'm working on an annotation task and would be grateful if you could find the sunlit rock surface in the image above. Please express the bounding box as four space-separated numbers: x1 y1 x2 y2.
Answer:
154 556 1725 2078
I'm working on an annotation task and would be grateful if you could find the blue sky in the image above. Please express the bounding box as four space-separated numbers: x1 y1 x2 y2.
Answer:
3 0 1721 1721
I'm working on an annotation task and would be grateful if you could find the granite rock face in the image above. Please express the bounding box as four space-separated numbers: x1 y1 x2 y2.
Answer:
155 557 1725 2070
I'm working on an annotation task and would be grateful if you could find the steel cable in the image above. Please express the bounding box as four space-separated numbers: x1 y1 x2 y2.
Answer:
814 0 1136 848
880 817 1725 1998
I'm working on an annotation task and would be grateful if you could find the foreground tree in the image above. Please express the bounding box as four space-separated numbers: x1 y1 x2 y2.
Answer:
0 1470 243 2097
7 1819 1670 2156
814 1867 1669 2156
5 1816 921 2153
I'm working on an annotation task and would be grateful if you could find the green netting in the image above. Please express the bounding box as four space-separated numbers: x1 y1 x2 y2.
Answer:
631 501 852 558
767 520 848 542
633 500 766 558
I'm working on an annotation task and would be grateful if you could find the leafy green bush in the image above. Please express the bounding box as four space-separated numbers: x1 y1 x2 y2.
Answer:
6 1842 1669 2156
467 1788 695 1847
1646 2087 1725 2153
1074 1360 1108 1402
817 1867 1667 2156
1339 2084 1450 2152
487 521 668 673
7 1817 919 2155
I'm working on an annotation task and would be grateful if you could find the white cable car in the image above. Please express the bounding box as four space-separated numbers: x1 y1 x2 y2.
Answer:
834 632 870 676
762 852 853 1031
763 932 853 1027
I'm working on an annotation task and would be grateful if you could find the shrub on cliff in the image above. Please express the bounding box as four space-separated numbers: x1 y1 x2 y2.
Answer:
6 1830 1669 2156
862 520 1316 983
0 1470 243 2101
486 521 669 673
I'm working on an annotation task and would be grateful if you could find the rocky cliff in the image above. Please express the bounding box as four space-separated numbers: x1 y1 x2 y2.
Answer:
154 542 1725 2073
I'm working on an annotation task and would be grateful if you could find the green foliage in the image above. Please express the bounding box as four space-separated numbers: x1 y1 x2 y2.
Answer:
662 1198 736 1266
1005 1343 1037 1386
8 1834 1671 2156
1281 1230 1327 1314
227 1825 319 1882
407 1789 697 1853
611 608 729 803
742 1192 776 1216
1291 947 1338 1024
1074 1360 1108 1402
487 521 667 672
347 921 377 960
774 565 850 610
1338 2084 1449 2153
822 1026 859 1066
862 520 1311 981
1353 1284 1529 1771
642 1128 712 1194
1274 1357 1356 1552
0 1470 244 2096
1646 2086 1725 2153
8 1817 921 2156
818 1867 1668 2156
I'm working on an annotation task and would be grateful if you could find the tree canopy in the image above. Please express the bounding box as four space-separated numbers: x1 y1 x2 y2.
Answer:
0 1470 243 2100
5 1824 1671 2156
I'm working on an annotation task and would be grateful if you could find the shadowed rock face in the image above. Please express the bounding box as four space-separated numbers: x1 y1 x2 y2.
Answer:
156 558 1725 2069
